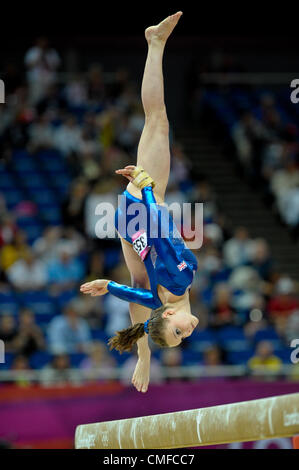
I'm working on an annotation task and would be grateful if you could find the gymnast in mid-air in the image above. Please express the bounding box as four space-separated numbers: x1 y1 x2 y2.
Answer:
80 11 199 393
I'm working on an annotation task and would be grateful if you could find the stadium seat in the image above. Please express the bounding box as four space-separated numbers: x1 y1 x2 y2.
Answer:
253 327 282 349
227 349 255 365
216 326 250 352
182 349 203 365
187 328 217 352
30 351 53 369
0 292 20 315
69 353 88 367
18 291 57 316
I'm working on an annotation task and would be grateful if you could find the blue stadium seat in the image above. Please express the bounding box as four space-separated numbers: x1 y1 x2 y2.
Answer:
182 349 203 365
29 189 57 205
187 328 217 352
20 172 47 189
0 292 19 315
0 173 17 189
216 326 250 352
2 188 25 207
253 327 282 348
18 291 57 316
274 347 293 364
0 352 15 370
69 352 88 367
227 349 255 365
30 351 53 369
91 329 109 342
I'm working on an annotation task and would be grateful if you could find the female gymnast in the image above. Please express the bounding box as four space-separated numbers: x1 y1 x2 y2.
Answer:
80 11 199 393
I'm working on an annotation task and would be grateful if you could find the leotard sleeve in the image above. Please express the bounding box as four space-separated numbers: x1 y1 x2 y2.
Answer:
107 280 162 310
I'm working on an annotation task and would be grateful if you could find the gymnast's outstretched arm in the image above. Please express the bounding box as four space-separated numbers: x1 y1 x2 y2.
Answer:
80 278 161 310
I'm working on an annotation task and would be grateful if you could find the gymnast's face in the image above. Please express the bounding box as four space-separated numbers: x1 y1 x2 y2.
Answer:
162 309 199 347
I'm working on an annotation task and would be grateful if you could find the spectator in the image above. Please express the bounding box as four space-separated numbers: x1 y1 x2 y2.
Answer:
47 300 92 354
202 345 224 366
223 226 253 268
53 115 81 157
13 309 45 358
27 113 54 152
47 245 84 294
248 238 274 281
210 284 237 328
24 37 60 104
79 341 116 381
0 215 18 248
267 276 299 334
0 230 29 271
32 226 62 264
40 354 79 386
0 314 18 352
61 179 89 232
11 355 32 387
270 158 299 202
7 249 48 291
248 340 282 374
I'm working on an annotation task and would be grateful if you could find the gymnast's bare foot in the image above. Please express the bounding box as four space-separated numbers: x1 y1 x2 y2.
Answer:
145 11 183 44
132 357 150 393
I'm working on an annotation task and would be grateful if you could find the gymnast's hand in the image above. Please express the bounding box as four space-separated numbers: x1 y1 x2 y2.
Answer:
80 279 110 296
115 165 155 189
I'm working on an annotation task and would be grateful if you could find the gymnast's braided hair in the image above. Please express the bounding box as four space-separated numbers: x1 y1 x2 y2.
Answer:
108 304 170 353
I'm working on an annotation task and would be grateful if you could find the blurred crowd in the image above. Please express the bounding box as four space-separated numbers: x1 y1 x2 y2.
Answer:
0 39 298 387
190 51 299 239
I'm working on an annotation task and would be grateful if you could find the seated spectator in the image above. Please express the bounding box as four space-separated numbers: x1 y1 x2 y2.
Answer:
223 226 253 268
47 245 84 294
228 266 263 312
202 345 224 366
53 115 81 157
27 113 54 152
248 238 274 281
169 141 191 187
284 309 299 345
231 110 269 177
270 158 299 202
267 276 299 334
32 226 62 263
11 355 32 387
0 215 18 248
210 284 237 328
47 300 92 354
0 314 18 352
7 248 48 291
61 178 89 233
248 340 282 374
24 37 60 104
63 74 88 108
0 230 29 271
40 354 79 386
79 341 116 381
55 227 86 258
13 309 45 358
189 180 218 223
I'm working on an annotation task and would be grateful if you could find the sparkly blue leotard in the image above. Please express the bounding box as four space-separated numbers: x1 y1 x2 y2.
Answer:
107 186 198 310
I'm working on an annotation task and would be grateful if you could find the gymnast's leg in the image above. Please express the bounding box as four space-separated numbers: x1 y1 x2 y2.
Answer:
126 11 183 203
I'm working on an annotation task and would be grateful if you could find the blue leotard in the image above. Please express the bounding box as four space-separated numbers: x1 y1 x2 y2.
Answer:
107 186 198 310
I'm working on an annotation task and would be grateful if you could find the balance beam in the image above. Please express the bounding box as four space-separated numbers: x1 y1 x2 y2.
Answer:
75 392 299 449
